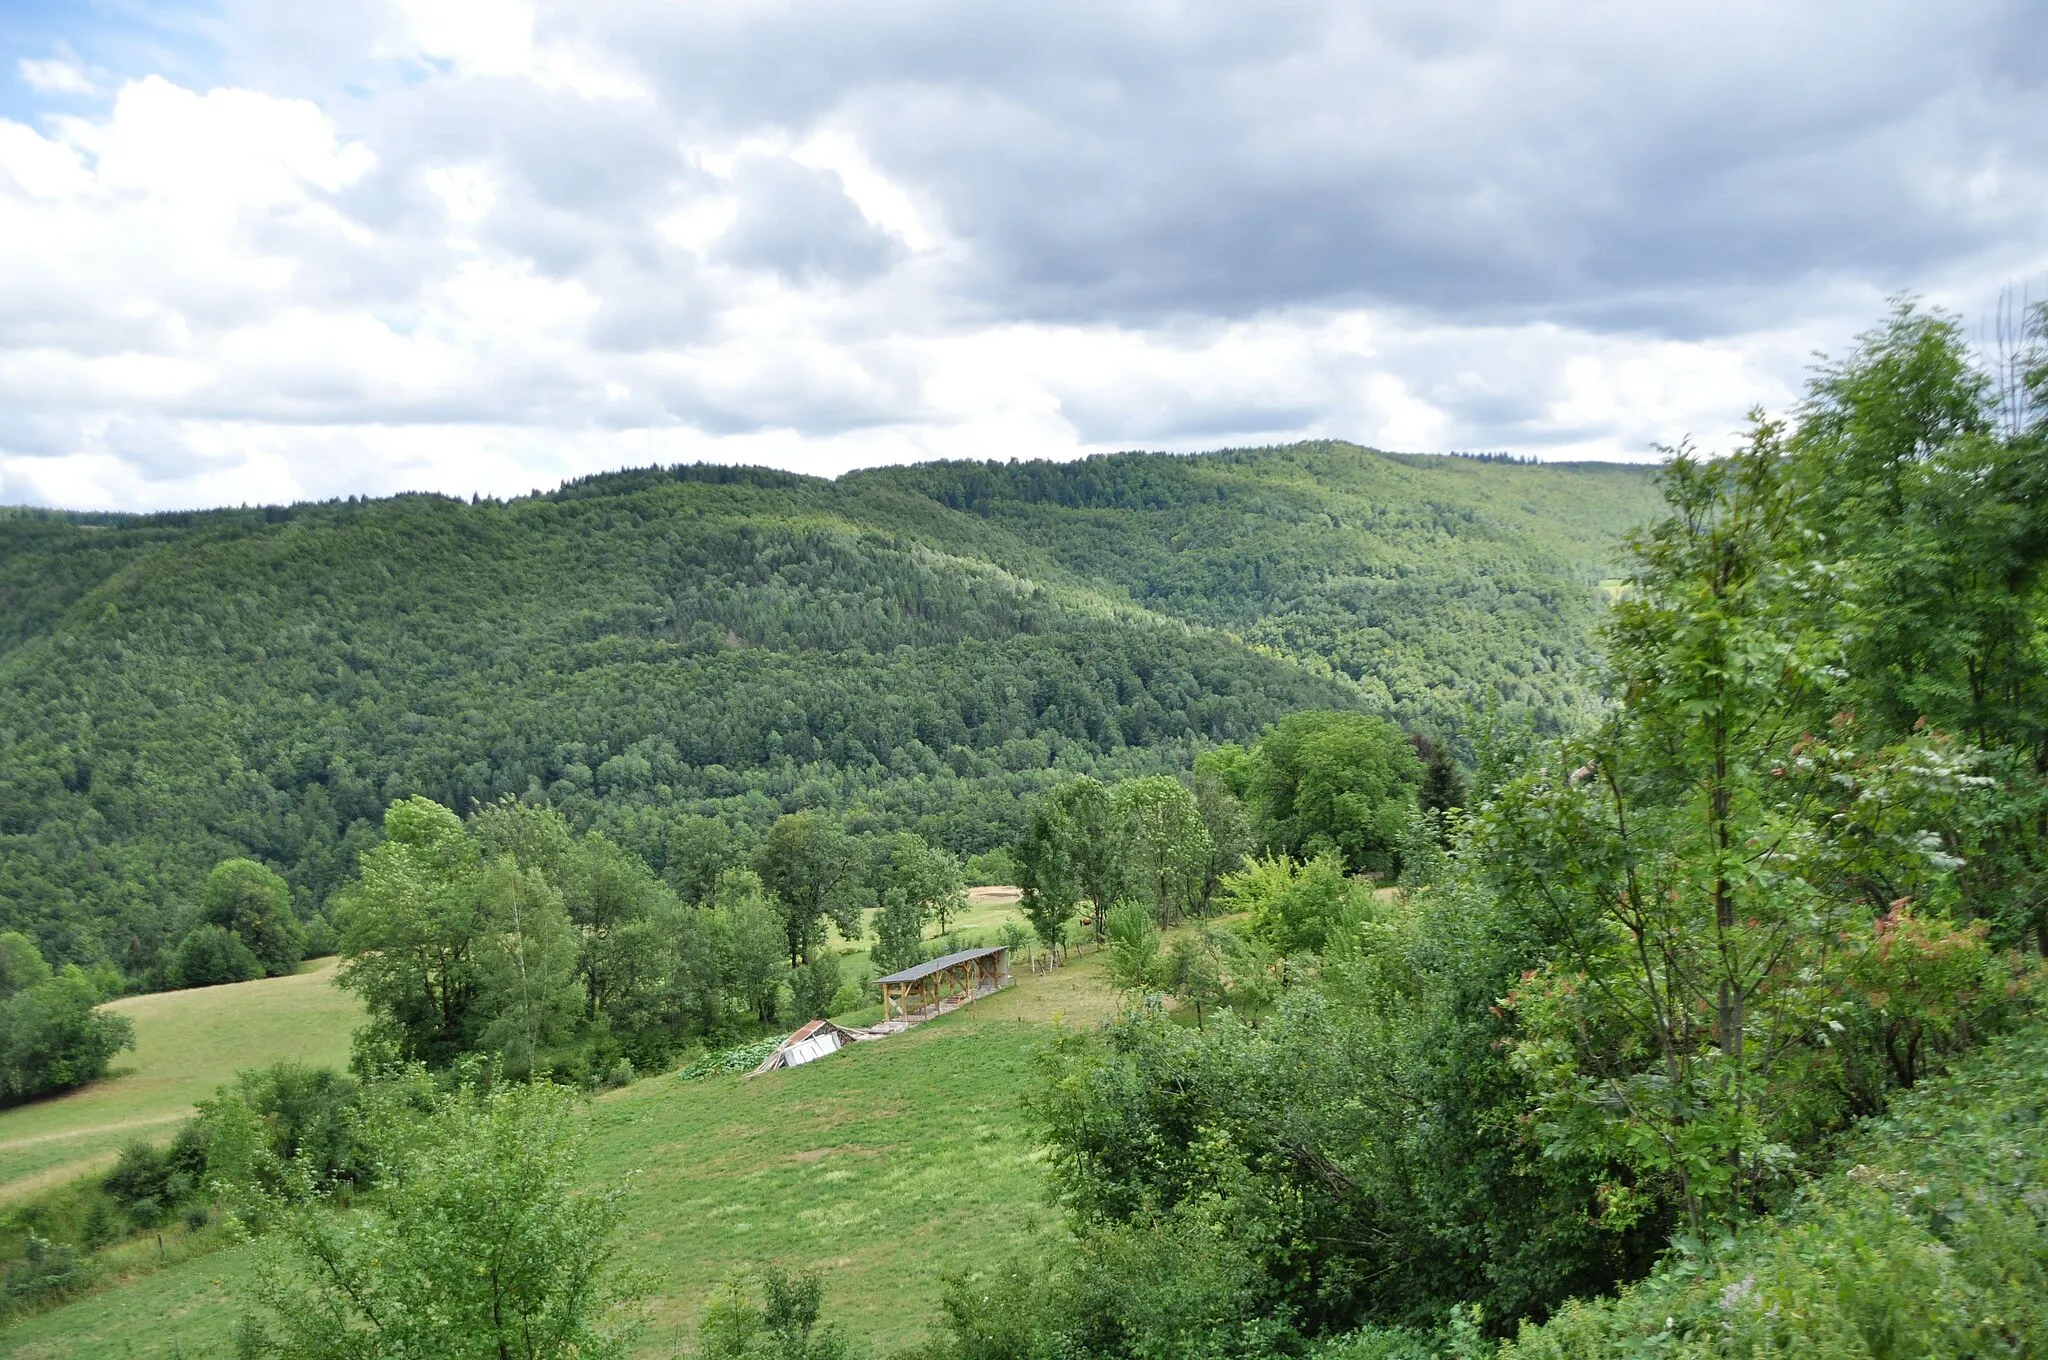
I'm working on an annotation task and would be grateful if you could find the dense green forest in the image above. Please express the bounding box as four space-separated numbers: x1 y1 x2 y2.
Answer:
0 446 1660 990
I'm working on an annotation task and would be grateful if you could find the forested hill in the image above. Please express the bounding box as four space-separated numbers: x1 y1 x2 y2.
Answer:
0 443 1661 981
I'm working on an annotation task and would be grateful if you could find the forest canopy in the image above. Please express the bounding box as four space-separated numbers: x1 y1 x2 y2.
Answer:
0 444 1660 993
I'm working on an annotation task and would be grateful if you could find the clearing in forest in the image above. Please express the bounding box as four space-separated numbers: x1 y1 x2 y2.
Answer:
0 959 361 1196
0 942 1124 1358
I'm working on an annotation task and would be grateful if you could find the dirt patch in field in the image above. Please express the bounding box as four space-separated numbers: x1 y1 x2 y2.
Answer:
965 885 1021 905
789 1143 884 1165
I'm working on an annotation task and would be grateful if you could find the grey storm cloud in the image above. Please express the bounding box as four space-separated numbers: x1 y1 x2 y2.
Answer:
558 0 2048 331
714 156 902 286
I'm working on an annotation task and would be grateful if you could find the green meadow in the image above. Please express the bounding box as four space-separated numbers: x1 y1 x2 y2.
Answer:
2 906 1126 1358
0 960 361 1198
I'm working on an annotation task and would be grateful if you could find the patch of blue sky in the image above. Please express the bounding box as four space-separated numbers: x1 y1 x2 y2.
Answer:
0 0 222 123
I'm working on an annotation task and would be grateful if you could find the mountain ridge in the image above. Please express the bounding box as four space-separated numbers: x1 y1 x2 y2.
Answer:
0 442 1664 983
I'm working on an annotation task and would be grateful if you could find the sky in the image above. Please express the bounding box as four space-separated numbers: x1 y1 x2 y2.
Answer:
0 0 2043 511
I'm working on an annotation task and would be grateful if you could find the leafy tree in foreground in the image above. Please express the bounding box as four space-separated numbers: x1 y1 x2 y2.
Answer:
240 1076 640 1360
700 1267 852 1360
1790 301 2048 952
1480 427 2011 1234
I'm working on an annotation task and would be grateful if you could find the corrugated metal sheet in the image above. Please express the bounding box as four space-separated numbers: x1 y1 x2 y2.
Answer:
779 1031 844 1068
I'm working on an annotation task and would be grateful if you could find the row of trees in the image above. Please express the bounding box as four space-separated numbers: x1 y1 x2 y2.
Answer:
1013 709 1447 954
328 797 989 1078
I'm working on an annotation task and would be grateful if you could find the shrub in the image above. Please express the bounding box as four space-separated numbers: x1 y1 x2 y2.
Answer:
170 925 263 989
1499 1016 2048 1359
962 848 1017 887
1219 852 1357 956
678 1034 788 1080
104 1140 177 1214
787 953 842 1023
0 965 135 1103
701 1267 852 1360
2 1235 81 1310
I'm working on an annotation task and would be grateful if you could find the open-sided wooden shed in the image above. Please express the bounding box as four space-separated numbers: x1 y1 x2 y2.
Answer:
875 945 1011 1022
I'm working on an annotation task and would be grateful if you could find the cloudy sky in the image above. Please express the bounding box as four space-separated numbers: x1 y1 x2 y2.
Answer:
1 0 2043 511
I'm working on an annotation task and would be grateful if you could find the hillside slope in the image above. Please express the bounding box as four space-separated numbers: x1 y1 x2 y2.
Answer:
0 446 1661 978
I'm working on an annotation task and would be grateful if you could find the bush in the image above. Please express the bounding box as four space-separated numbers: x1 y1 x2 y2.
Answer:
104 1140 177 1213
241 1077 641 1358
1218 852 1357 955
2 1235 81 1310
937 1208 1296 1360
170 925 263 989
0 965 135 1104
962 849 1017 887
678 1034 788 1080
184 1063 367 1202
1500 1015 2048 1359
702 1267 852 1360
787 954 842 1023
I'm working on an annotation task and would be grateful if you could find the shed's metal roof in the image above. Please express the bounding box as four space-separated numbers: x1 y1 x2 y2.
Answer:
874 944 1007 986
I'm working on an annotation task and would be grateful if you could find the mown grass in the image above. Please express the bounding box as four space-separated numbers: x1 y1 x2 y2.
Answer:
1 941 1120 1358
0 959 361 1197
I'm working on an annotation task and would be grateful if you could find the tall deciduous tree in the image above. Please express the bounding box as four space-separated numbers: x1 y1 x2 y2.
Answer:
1480 428 1987 1233
473 860 582 1080
1790 302 2048 952
1112 776 1213 928
704 869 788 1026
1015 775 1125 947
878 832 966 938
754 814 866 966
336 798 488 1067
1189 771 1253 916
1245 712 1422 876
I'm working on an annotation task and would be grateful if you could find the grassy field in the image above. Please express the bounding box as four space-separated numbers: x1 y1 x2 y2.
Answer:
3 913 1123 1358
0 959 361 1197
